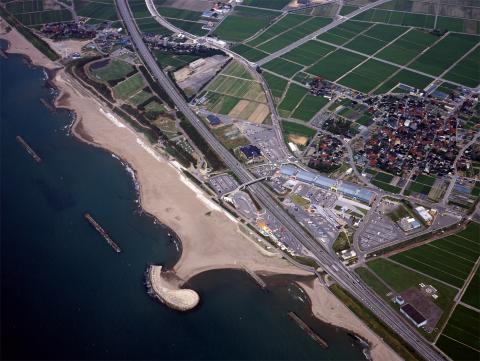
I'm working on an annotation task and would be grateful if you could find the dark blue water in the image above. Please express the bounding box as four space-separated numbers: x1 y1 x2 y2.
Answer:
0 46 366 360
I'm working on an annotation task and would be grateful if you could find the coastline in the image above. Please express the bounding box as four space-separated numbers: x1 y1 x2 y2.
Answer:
1 26 401 361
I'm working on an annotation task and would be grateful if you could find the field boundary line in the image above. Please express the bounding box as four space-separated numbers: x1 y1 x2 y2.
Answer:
385 257 461 290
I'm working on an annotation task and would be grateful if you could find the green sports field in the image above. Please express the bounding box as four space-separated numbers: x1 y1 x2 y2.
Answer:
91 60 135 82
113 73 146 99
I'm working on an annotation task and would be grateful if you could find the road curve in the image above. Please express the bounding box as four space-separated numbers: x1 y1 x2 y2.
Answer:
115 1 447 360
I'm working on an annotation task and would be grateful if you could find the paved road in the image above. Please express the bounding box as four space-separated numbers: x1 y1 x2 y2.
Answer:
256 0 392 66
116 1 448 360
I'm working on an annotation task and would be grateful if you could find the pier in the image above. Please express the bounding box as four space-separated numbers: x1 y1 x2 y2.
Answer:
84 213 121 253
16 136 41 163
242 266 266 289
288 312 328 349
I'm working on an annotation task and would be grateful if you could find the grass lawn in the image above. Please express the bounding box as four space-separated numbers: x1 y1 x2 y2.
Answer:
281 120 316 137
113 73 145 99
128 90 152 106
356 266 392 298
368 258 458 312
371 179 401 193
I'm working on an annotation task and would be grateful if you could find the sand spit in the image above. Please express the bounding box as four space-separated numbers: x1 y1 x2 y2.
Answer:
147 266 199 311
0 28 402 360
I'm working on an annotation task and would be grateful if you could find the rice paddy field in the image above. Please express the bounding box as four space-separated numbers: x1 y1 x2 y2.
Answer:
213 6 280 42
201 61 270 123
5 0 73 25
74 0 118 22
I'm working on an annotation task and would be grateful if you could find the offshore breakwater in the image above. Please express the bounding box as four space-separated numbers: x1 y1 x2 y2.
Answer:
1 44 367 360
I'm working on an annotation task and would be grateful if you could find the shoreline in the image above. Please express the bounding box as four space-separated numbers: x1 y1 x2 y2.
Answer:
1 25 401 361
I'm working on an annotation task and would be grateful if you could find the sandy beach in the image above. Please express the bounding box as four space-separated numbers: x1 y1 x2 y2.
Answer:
1 25 401 361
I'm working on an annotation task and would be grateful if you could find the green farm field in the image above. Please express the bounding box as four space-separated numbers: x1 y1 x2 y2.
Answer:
213 6 279 42
461 268 479 309
444 46 480 88
389 222 480 288
436 305 480 361
278 84 308 113
247 14 310 47
206 75 265 102
231 44 269 62
282 40 335 66
291 94 328 121
409 33 479 76
281 120 317 138
263 58 303 78
376 29 438 65
307 49 366 81
262 71 288 99
338 59 397 93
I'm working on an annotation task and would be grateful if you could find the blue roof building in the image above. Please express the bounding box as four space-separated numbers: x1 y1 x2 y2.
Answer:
314 175 336 189
240 145 262 159
280 164 298 177
207 114 221 126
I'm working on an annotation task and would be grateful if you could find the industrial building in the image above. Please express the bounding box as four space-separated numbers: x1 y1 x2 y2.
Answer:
400 304 427 328
279 165 375 204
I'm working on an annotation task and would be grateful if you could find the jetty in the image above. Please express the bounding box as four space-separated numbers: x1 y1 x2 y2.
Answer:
40 98 55 112
16 136 41 163
242 266 267 289
146 265 199 311
288 312 328 349
84 213 121 253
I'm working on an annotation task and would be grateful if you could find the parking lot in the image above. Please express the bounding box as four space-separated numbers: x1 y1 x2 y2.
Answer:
358 201 404 251
208 173 238 195
237 122 285 163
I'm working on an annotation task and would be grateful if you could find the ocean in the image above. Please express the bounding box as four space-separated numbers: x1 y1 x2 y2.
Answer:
0 43 366 360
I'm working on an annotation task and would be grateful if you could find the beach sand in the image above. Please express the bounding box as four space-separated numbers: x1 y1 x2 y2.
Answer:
1 27 401 361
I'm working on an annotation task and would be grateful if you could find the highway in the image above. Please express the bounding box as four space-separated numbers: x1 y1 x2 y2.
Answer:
115 1 447 360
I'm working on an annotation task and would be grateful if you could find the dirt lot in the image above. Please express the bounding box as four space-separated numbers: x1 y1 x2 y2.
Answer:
288 134 309 146
162 0 214 11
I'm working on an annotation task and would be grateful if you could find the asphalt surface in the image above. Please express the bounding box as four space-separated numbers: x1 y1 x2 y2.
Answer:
115 1 447 360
